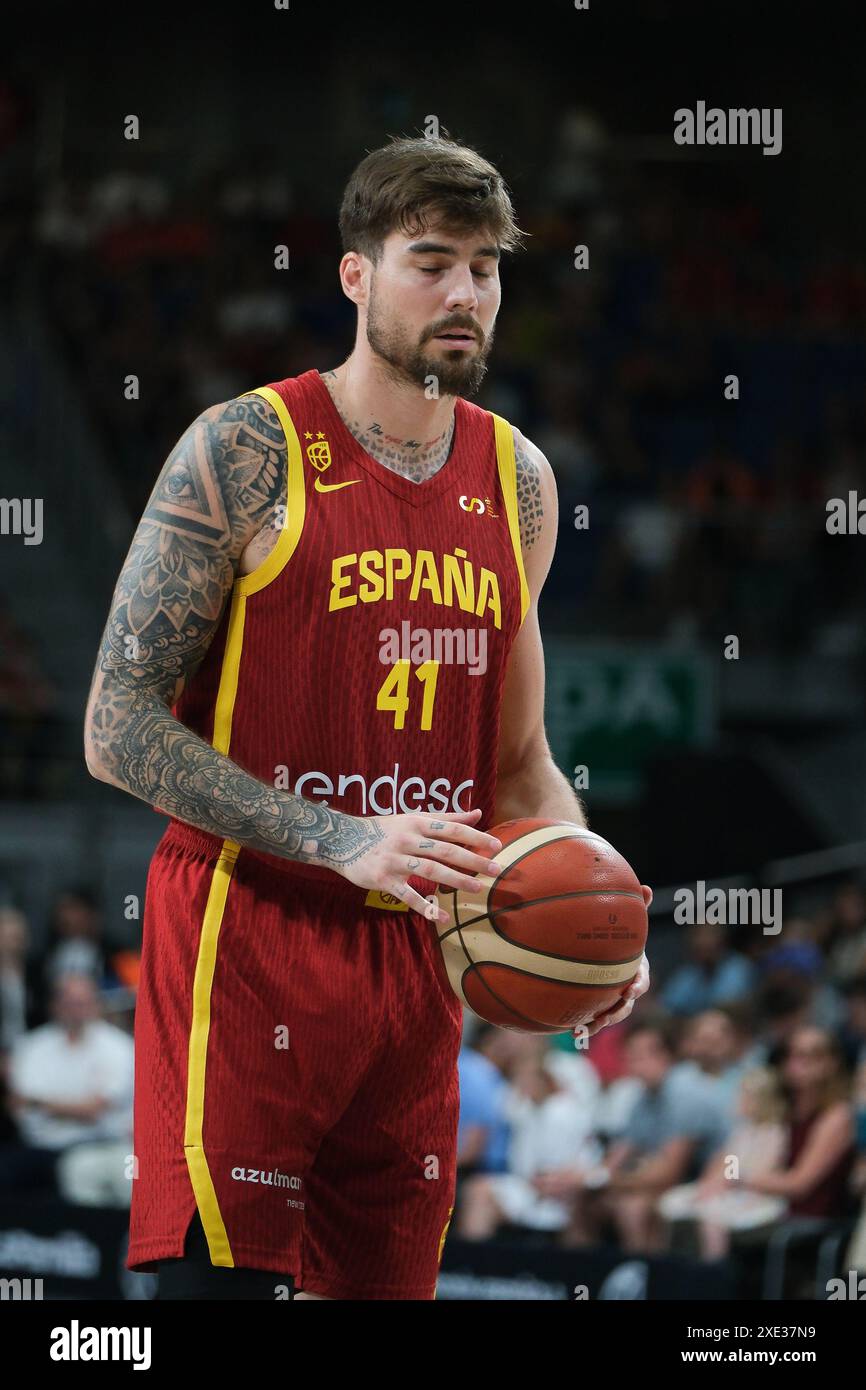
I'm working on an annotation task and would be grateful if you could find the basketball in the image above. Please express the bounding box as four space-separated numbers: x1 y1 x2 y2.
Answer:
431 819 648 1034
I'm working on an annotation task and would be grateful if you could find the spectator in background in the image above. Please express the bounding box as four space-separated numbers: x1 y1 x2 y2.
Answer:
754 979 813 1064
533 368 599 491
661 922 757 1017
457 1040 602 1240
675 1007 763 1122
562 1017 729 1251
743 1025 855 1221
36 173 97 251
0 600 56 719
0 905 40 1144
542 1036 602 1116
658 1066 788 1259
0 601 59 797
840 976 866 1072
37 885 115 1012
457 1024 511 1177
607 469 686 631
684 446 758 514
0 905 39 1053
0 973 133 1199
823 883 866 987
844 1061 866 1274
757 924 846 1033
550 1022 627 1130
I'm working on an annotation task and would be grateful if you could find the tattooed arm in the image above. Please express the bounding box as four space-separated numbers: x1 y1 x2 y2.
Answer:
83 395 376 869
492 427 587 828
85 395 504 902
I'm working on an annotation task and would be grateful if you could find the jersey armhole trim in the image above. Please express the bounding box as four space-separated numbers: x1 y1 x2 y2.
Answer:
491 413 530 628
236 385 306 597
211 386 305 754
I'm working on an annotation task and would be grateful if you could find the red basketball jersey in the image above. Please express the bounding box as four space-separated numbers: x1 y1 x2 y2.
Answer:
172 368 529 902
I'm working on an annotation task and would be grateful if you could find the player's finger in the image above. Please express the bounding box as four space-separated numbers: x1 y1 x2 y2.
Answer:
599 998 635 1030
622 954 650 1000
582 1018 607 1038
423 813 502 855
407 838 502 877
390 879 447 922
584 1017 612 1038
408 858 490 894
581 991 632 1036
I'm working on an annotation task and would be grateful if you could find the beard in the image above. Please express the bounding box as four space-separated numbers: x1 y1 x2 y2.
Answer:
365 281 494 399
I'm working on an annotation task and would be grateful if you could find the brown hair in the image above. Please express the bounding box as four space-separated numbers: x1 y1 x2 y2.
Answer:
338 134 527 264
624 1012 681 1057
781 1025 852 1111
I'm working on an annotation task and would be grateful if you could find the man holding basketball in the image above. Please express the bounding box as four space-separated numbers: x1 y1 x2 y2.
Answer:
84 134 650 1299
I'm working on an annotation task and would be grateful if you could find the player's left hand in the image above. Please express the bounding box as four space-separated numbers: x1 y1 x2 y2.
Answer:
574 884 652 1041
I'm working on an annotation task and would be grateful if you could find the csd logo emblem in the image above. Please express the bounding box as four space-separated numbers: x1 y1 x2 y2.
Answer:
459 495 498 518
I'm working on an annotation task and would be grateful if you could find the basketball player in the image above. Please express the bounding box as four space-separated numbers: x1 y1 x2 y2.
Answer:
84 135 650 1300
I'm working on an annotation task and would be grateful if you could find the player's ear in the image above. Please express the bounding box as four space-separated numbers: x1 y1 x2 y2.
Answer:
339 251 368 306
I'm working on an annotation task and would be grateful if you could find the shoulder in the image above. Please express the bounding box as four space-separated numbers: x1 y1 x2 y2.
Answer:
151 392 288 549
12 1022 54 1060
511 425 554 483
198 391 287 455
813 1100 854 1139
499 425 558 596
511 426 557 547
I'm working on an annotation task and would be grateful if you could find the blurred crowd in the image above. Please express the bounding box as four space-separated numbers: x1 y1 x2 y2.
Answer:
2 872 866 1296
0 598 58 796
454 880 866 1295
8 115 865 659
0 886 137 1207
0 105 864 802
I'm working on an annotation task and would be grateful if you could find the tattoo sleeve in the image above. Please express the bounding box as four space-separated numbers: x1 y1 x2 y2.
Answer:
513 431 545 553
84 394 382 871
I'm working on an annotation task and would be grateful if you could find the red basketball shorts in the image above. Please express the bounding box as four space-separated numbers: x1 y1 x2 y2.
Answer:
127 820 463 1299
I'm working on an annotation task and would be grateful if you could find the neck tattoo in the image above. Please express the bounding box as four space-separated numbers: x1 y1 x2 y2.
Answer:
319 369 455 484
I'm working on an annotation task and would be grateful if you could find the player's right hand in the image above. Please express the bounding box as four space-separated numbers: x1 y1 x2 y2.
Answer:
336 807 503 922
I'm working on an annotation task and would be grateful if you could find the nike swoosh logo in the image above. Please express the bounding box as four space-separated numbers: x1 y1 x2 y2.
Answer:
315 477 363 492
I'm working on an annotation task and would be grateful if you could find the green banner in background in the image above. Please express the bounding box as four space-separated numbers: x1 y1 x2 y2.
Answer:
544 641 716 802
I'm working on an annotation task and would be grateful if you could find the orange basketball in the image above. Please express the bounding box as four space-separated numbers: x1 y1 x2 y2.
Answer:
431 818 648 1034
